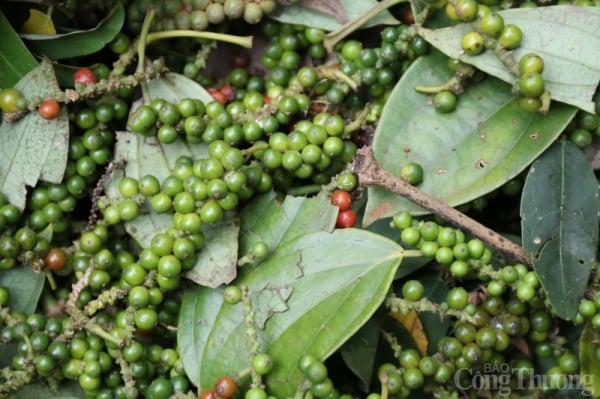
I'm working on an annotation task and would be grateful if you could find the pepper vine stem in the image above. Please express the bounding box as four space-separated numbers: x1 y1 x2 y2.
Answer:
352 146 531 266
146 30 253 49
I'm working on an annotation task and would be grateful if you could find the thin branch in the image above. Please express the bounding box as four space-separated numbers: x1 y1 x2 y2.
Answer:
352 146 531 266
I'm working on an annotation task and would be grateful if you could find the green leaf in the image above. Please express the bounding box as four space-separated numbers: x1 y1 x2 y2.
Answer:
7 381 84 399
363 50 576 225
579 323 600 397
0 265 45 367
104 71 234 288
340 318 381 388
178 196 404 398
20 3 125 60
145 72 214 104
106 132 240 288
416 6 600 113
237 191 338 256
0 61 69 210
184 214 240 288
365 218 430 277
0 266 45 315
418 274 450 355
520 141 599 320
271 0 399 31
0 11 37 88
104 74 228 286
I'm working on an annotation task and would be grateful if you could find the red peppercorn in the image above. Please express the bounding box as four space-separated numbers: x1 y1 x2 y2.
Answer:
330 190 353 211
73 67 97 86
336 209 357 228
38 99 61 120
44 248 68 271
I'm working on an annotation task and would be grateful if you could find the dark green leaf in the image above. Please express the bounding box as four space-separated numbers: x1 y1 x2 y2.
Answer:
579 323 600 397
520 141 599 320
340 318 381 388
0 11 37 88
417 6 600 113
0 265 46 367
365 218 430 277
7 381 84 399
21 3 124 60
271 0 399 31
53 63 86 89
0 266 45 315
418 274 450 355
364 50 576 225
179 195 404 398
0 61 69 210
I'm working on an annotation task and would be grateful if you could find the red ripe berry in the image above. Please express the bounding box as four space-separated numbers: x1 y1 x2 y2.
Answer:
214 376 237 398
199 389 217 399
402 5 415 24
38 99 61 120
220 85 236 102
263 95 271 104
336 209 357 228
212 91 227 105
73 67 97 86
231 52 249 68
330 190 352 211
44 248 68 271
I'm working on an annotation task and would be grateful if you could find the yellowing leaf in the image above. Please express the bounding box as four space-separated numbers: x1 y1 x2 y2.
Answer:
390 311 428 356
21 9 56 35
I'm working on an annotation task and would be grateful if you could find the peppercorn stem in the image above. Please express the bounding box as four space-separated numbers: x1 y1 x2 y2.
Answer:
353 146 532 266
146 31 253 49
136 8 155 75
86 322 125 347
539 90 551 114
344 106 370 135
380 380 390 399
316 67 358 91
414 76 463 94
323 0 408 52
385 296 476 323
44 269 58 291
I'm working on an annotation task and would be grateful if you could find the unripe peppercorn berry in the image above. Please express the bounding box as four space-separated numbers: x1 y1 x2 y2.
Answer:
519 72 545 98
499 24 522 49
519 53 544 74
401 162 424 185
480 12 504 37
461 31 485 55
434 91 457 113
